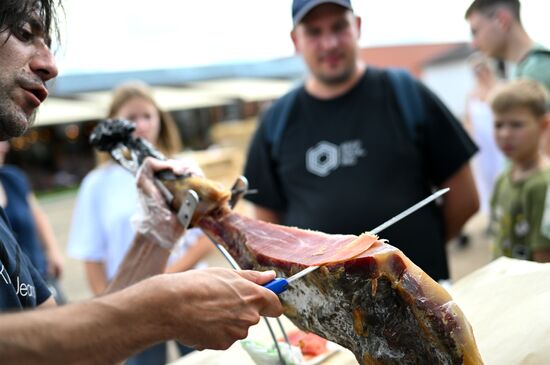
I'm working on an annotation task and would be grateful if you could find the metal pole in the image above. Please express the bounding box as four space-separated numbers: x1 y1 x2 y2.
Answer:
205 233 288 365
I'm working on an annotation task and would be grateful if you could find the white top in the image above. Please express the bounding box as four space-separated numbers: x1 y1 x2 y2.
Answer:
67 163 207 280
468 98 506 214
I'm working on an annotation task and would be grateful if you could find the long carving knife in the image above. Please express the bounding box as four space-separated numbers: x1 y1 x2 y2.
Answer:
264 188 450 295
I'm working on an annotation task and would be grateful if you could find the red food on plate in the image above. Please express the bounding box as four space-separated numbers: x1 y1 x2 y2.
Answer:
283 330 328 357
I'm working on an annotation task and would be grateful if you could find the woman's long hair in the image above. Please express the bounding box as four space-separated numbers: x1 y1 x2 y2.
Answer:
96 81 182 165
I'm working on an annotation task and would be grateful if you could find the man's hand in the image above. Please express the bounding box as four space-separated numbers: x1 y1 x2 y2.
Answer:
152 268 283 350
133 157 203 250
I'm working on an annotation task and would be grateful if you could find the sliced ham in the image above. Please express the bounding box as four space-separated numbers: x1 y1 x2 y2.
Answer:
209 212 378 266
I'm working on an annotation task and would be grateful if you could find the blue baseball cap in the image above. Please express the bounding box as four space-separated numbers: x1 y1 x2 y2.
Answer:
292 0 353 26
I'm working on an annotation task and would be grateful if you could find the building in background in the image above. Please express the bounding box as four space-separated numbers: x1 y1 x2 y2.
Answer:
9 43 476 192
359 42 476 118
421 44 476 118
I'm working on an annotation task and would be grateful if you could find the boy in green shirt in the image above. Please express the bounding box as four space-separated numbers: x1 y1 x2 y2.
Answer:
490 79 550 262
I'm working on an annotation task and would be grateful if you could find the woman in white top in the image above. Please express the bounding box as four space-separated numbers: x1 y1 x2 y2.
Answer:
464 54 506 216
68 81 212 365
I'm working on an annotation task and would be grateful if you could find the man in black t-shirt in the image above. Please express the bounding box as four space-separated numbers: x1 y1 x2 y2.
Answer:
0 0 60 311
244 0 480 281
0 209 52 309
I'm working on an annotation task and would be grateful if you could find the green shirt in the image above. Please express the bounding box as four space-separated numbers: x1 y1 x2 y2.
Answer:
513 44 550 93
490 168 550 260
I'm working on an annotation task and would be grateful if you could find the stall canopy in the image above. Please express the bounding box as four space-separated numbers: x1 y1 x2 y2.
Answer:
34 97 106 127
74 86 233 113
33 79 295 128
188 78 295 103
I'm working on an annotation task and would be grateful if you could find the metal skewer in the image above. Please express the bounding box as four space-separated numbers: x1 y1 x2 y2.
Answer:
370 188 449 235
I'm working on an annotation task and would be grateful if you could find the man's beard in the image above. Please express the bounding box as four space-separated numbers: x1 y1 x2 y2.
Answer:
0 69 40 141
0 92 35 141
314 56 356 86
316 67 355 86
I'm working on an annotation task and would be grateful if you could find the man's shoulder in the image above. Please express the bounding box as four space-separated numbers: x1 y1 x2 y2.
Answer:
518 46 550 86
530 44 550 56
364 65 387 78
265 85 304 114
258 85 306 147
523 50 550 70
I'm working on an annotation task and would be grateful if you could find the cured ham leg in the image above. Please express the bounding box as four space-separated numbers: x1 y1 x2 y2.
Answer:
163 177 484 365
89 119 483 364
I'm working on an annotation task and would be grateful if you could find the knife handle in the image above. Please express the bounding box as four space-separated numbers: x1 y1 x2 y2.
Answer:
263 278 289 295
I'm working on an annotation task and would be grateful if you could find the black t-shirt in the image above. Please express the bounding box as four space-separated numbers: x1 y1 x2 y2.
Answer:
244 67 477 281
0 207 51 310
0 165 47 276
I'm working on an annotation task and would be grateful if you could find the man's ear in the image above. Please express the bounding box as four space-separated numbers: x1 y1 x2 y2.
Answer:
495 8 513 30
355 15 362 40
290 29 299 53
542 112 550 131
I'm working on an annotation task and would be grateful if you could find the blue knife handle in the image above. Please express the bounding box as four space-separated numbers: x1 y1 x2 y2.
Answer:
263 278 289 295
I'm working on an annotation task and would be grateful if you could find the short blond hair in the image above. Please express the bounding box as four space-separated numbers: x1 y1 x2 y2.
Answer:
489 79 549 118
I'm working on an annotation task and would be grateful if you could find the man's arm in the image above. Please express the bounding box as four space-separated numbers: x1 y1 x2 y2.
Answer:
440 163 480 241
0 269 283 365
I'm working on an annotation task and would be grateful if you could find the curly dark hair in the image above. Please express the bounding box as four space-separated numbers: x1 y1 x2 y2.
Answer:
0 0 62 47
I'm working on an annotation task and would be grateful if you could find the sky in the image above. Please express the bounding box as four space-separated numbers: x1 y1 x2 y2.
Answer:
56 0 550 75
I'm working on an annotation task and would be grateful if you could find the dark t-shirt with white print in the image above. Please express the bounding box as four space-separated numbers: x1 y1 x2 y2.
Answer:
244 67 477 281
0 207 51 310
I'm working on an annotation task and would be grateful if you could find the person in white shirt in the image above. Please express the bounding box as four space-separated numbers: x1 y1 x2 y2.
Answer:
68 82 213 364
463 54 506 217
